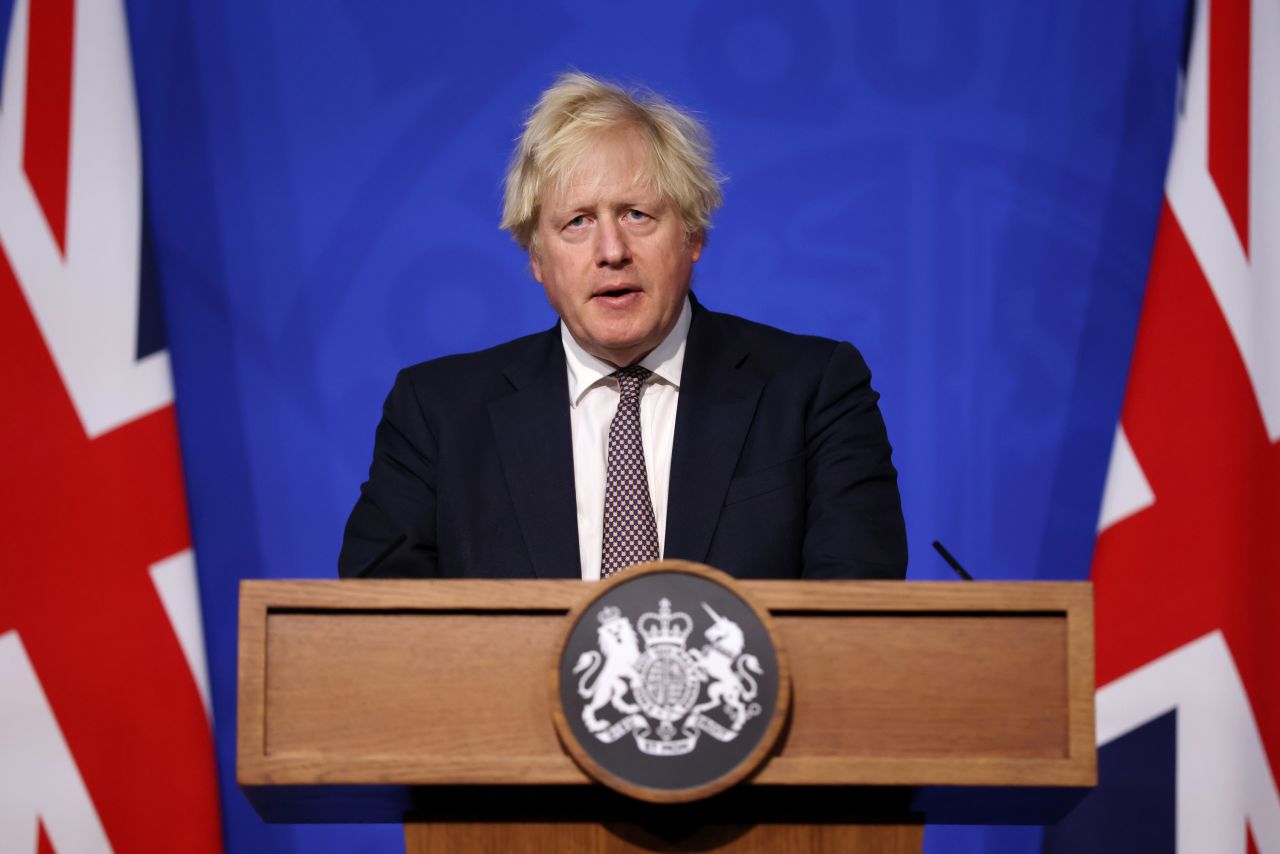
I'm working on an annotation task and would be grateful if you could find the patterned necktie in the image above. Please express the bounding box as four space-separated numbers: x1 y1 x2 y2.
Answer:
600 366 660 578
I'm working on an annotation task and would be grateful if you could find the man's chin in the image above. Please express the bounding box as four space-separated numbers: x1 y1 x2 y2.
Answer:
586 337 654 368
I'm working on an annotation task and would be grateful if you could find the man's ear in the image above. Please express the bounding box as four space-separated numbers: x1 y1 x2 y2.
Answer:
689 230 704 263
529 249 543 283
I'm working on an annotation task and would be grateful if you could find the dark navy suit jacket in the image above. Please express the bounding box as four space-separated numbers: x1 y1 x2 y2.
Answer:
338 300 907 580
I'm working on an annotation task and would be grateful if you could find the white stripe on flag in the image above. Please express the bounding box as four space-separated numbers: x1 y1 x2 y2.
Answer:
0 631 113 854
149 550 213 720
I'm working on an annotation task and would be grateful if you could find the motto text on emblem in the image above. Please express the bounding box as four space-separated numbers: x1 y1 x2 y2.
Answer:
572 597 765 756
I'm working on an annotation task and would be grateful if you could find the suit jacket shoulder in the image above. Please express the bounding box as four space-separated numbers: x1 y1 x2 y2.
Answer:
690 305 865 381
339 323 581 580
666 301 906 579
394 325 561 409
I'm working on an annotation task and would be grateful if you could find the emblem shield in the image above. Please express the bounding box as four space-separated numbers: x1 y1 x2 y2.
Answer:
552 562 789 802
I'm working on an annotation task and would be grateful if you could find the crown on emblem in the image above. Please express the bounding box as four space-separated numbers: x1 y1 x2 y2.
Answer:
597 605 623 625
637 598 693 647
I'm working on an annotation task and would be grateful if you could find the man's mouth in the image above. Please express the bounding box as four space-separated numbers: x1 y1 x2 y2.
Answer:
593 286 640 301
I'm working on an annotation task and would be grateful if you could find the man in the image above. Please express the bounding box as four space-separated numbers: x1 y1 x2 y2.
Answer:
338 73 907 581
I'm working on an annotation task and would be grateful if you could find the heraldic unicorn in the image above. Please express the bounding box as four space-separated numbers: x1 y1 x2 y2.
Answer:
572 597 765 756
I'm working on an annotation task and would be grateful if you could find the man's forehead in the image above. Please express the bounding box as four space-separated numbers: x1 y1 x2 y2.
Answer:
541 128 661 205
544 172 664 210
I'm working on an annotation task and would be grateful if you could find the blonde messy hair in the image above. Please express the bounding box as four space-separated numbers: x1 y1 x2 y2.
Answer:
500 72 724 253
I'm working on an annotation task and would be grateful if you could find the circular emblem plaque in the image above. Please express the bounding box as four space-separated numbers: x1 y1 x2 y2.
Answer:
551 561 790 803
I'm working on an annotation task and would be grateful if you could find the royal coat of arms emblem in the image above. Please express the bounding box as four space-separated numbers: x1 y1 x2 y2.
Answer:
571 597 766 756
554 564 788 800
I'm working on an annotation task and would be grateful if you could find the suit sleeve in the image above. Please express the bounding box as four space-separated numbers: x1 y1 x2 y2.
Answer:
338 370 441 578
801 342 908 579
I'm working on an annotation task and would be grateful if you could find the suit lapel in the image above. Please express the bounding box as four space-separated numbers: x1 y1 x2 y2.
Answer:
488 329 581 579
665 304 764 564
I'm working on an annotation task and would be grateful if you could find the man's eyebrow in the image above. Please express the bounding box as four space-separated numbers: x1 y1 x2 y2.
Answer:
545 182 666 210
547 200 595 218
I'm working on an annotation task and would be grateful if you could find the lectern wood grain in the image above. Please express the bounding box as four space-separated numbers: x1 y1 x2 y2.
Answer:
404 821 924 853
241 580 1093 790
264 613 569 765
778 615 1067 758
239 576 1094 854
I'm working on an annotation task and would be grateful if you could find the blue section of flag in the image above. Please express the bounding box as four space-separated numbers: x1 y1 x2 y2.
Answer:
136 187 167 360
1042 711 1177 854
0 0 14 106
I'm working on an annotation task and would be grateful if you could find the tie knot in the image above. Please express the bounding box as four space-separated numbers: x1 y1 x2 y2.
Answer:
613 366 651 402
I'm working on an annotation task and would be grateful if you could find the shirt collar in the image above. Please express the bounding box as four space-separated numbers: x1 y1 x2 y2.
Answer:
561 295 691 407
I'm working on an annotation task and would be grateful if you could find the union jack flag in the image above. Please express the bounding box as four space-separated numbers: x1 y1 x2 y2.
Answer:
1047 0 1279 851
0 0 222 850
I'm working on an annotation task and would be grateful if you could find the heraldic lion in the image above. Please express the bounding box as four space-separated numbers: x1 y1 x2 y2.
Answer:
574 607 642 732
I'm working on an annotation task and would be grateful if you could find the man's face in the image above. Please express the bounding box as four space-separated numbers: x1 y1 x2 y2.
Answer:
530 128 702 367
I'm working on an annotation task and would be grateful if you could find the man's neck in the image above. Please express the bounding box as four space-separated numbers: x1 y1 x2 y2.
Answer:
561 297 692 403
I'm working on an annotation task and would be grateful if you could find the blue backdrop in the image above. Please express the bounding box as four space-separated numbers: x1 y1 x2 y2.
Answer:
117 1 1188 851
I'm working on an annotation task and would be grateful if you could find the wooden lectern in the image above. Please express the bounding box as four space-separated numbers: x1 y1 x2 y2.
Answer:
238 576 1094 853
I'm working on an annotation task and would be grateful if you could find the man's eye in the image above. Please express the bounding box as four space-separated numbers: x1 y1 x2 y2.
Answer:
566 215 588 229
625 209 650 222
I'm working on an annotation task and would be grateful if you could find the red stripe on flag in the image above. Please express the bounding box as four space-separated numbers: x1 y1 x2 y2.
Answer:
36 821 54 854
1092 200 1280 780
1208 0 1251 256
22 0 75 255
0 249 223 849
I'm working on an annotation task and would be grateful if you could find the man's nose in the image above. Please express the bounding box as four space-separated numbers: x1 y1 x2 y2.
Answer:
594 218 631 267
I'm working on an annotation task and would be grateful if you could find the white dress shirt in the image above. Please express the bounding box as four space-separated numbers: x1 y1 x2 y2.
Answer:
561 297 691 581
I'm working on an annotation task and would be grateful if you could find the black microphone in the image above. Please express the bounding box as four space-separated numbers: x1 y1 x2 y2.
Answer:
931 540 974 581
